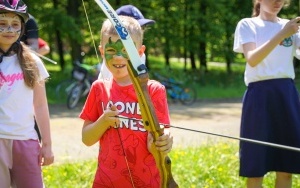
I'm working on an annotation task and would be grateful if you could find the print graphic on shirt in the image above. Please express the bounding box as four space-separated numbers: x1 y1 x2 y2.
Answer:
104 100 146 131
99 133 158 187
96 168 114 187
114 134 139 164
143 154 160 186
0 71 23 91
97 101 159 187
120 167 155 187
280 37 293 47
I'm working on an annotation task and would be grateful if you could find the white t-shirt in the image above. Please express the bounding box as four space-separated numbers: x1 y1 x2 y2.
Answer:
98 53 146 79
0 53 49 140
233 17 300 86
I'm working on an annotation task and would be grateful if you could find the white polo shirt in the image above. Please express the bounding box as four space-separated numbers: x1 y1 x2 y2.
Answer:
234 17 300 86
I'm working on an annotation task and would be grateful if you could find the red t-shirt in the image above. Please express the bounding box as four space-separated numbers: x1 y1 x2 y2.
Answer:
79 79 170 188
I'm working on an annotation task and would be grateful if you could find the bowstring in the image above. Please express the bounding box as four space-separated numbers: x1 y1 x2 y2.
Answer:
81 0 101 64
115 115 300 153
82 1 135 187
82 0 107 83
115 125 136 188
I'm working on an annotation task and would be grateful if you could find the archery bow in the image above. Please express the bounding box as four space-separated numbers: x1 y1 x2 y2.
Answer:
94 0 178 187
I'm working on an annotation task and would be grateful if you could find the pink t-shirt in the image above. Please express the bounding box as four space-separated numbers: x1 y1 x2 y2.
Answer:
79 79 170 188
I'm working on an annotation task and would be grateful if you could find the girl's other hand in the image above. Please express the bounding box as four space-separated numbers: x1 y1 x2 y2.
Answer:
147 128 173 156
39 144 54 166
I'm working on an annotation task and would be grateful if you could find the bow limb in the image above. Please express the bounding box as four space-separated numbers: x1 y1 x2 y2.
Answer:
127 65 178 188
94 0 178 187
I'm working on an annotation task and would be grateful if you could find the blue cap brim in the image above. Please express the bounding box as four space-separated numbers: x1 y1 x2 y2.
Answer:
138 19 155 26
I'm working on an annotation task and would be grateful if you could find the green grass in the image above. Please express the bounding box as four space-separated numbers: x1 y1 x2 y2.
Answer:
43 56 300 187
42 142 300 187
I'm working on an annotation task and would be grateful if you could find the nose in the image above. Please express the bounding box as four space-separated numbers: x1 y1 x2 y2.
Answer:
114 55 124 61
7 26 13 32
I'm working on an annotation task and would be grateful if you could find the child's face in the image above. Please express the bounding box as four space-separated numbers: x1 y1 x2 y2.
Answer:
101 36 130 79
0 13 22 47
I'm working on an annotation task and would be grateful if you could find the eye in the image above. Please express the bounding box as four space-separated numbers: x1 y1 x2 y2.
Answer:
0 21 7 27
12 23 20 29
105 47 116 54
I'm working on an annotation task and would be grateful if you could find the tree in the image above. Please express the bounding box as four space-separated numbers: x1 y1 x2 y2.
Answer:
23 0 300 78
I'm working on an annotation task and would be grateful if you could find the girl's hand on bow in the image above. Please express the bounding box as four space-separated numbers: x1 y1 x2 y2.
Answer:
102 105 120 128
147 128 173 156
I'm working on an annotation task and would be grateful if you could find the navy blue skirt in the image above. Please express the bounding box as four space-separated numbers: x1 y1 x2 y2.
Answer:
240 78 300 177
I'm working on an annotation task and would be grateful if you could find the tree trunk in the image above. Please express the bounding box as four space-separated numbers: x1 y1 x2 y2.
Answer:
56 30 65 70
184 49 187 71
190 51 196 69
163 0 170 68
67 0 82 65
198 1 207 73
52 0 65 70
225 27 232 74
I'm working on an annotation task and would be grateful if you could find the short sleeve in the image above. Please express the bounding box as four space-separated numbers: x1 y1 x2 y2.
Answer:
233 18 256 53
294 32 300 48
148 80 170 126
31 53 49 80
79 81 105 122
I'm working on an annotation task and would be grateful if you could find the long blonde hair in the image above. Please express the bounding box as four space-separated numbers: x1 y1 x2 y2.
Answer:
252 0 291 17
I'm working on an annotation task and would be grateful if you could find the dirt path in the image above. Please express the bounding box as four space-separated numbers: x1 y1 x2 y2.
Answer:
49 99 242 164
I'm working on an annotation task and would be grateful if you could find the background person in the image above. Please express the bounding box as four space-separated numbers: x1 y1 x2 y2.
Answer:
20 13 39 51
233 0 300 187
98 4 155 79
38 37 50 55
0 0 54 187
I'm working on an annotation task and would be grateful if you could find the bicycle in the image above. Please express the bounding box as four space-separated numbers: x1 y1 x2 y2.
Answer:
55 61 99 109
153 72 197 105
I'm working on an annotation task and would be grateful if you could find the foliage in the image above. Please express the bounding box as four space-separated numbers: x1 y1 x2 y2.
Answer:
42 142 300 187
45 55 246 105
24 0 300 77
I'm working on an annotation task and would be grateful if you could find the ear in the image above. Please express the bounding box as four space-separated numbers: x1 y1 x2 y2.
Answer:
138 45 146 57
99 45 105 58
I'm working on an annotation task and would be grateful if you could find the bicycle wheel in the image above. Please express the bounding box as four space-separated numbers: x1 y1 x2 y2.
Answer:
55 79 75 100
179 86 197 105
67 83 84 109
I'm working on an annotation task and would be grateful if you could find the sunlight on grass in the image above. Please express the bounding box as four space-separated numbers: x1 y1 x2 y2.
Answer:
42 142 300 187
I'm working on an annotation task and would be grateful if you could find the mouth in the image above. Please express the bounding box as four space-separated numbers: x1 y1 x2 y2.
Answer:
2 35 16 39
113 64 126 69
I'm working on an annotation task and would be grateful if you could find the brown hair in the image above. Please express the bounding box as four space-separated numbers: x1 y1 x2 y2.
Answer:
17 43 40 89
18 21 41 89
252 0 291 17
